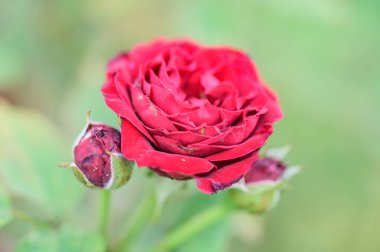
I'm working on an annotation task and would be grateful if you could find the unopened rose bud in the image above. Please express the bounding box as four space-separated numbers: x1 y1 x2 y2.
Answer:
230 148 300 214
244 158 286 185
65 117 133 189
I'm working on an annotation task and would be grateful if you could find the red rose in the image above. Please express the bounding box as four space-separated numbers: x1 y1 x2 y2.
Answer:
102 39 283 194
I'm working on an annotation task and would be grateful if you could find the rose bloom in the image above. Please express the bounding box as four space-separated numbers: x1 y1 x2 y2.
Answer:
102 39 282 194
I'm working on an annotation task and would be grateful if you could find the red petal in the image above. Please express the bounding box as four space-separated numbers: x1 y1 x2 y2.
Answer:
152 134 221 157
101 79 155 143
128 83 178 132
195 152 259 194
121 120 215 175
188 114 259 147
148 128 209 145
204 125 273 161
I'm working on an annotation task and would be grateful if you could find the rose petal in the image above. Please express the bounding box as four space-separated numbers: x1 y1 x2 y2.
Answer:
203 124 273 161
121 120 215 175
148 128 209 145
187 114 260 147
101 78 155 143
107 53 135 80
128 83 178 132
152 134 221 157
195 152 259 194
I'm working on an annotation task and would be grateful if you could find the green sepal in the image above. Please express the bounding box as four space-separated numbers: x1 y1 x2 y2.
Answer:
109 153 134 189
71 165 96 189
230 181 285 214
230 166 301 214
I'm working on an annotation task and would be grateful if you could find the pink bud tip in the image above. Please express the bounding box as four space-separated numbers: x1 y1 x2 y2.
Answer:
244 158 286 185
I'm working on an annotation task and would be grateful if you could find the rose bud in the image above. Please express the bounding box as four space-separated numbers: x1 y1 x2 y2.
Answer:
244 158 286 185
230 147 300 214
65 117 134 189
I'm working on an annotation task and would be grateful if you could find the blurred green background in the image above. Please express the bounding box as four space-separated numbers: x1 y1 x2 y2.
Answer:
1 0 379 251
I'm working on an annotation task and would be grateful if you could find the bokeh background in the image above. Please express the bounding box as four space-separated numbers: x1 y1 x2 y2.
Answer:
1 0 379 251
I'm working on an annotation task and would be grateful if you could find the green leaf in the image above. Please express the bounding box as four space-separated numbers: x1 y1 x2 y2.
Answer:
0 102 84 219
0 185 12 228
14 228 58 252
0 45 24 86
58 226 106 252
60 63 119 132
178 218 231 252
157 192 232 252
13 226 106 252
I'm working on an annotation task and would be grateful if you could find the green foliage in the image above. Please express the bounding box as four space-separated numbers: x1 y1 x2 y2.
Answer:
58 226 106 252
14 227 105 252
178 218 231 252
0 185 12 228
14 228 57 252
0 102 84 219
160 191 232 252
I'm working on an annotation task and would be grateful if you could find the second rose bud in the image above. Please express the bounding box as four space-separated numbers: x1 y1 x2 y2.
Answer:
67 116 134 190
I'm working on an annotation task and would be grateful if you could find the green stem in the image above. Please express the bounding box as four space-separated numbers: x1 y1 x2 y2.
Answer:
115 192 156 252
154 203 234 252
98 189 111 238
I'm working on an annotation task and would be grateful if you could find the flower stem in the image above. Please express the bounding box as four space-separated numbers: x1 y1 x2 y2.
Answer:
154 203 234 252
115 191 156 252
98 189 111 238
